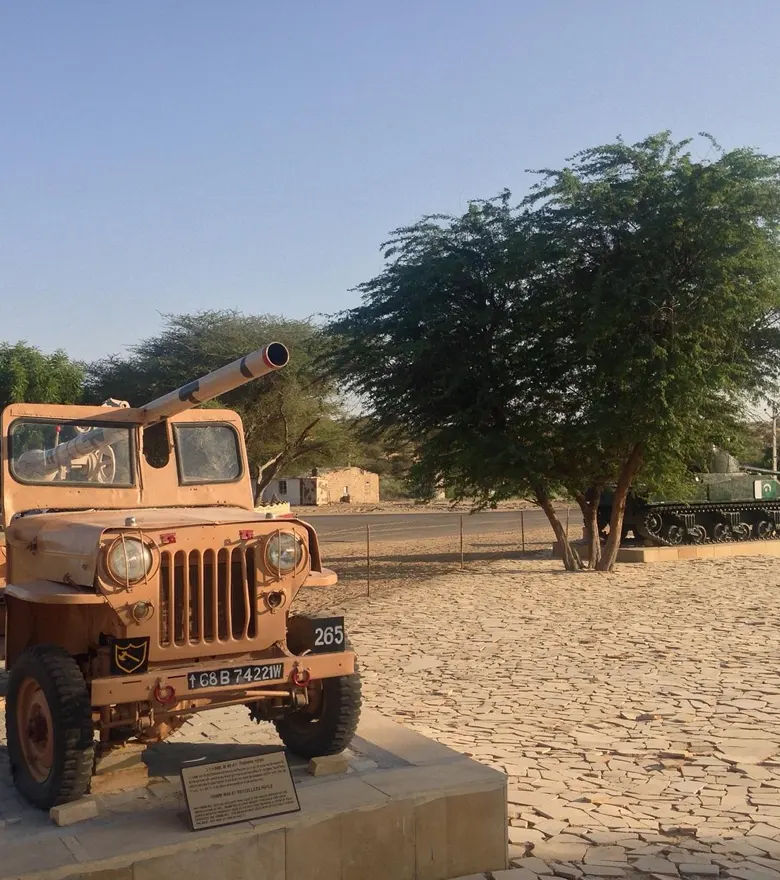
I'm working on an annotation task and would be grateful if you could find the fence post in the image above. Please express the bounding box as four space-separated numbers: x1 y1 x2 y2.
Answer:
460 515 464 570
366 524 371 597
521 509 526 553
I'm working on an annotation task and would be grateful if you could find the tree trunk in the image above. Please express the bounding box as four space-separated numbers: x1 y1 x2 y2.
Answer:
251 415 322 506
535 485 582 571
596 445 644 572
574 487 602 569
253 451 288 505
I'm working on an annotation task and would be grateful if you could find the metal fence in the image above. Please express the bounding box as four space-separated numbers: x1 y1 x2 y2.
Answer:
298 507 577 613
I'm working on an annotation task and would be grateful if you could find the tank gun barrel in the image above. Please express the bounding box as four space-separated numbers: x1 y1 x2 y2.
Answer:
742 464 780 477
139 342 289 425
14 342 289 480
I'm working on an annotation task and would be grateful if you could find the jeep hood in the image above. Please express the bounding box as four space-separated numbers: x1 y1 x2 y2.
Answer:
5 507 307 589
8 505 293 541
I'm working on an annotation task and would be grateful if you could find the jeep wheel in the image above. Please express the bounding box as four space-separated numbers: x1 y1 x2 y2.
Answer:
6 645 94 809
272 633 361 759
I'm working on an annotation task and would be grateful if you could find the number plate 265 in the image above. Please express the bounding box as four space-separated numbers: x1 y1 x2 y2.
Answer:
311 616 346 653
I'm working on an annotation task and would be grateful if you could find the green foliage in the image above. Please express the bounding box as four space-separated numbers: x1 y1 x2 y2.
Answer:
739 420 776 470
378 475 412 500
0 342 85 409
86 310 351 489
520 132 780 492
325 132 780 561
325 190 559 510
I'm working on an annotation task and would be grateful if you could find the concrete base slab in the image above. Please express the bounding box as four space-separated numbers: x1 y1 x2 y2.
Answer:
553 537 780 563
0 708 508 880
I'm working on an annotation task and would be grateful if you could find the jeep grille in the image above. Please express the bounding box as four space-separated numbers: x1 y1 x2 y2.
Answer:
159 547 258 646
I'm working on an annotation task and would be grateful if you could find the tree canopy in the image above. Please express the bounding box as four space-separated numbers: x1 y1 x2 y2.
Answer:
325 132 780 570
0 342 85 410
86 310 352 497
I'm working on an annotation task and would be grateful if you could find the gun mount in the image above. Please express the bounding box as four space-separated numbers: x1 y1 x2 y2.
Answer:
14 342 289 482
0 339 361 812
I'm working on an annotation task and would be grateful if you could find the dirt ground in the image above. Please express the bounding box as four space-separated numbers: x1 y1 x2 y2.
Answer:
298 524 553 613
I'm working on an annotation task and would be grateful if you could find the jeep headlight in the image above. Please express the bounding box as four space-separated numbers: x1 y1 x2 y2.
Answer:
266 532 303 572
107 536 153 583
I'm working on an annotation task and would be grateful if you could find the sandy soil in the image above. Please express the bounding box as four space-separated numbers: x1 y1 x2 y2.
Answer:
297 534 780 877
299 523 554 613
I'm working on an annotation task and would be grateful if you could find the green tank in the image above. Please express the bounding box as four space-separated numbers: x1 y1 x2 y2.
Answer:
598 446 780 546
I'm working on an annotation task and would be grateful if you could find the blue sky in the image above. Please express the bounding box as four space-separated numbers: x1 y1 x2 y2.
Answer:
1 1 778 361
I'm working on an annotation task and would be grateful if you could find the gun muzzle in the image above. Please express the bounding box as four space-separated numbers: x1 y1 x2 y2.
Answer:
140 342 289 425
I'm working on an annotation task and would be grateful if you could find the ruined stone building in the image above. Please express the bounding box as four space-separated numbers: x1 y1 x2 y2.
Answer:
261 466 380 506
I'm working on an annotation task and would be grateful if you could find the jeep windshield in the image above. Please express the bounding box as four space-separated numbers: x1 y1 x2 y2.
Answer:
172 422 242 484
8 416 243 498
9 419 134 487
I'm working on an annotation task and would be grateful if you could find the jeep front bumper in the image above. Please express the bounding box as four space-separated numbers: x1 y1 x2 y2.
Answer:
89 650 356 707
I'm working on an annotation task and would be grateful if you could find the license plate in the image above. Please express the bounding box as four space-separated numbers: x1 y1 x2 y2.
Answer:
311 616 346 653
186 662 285 691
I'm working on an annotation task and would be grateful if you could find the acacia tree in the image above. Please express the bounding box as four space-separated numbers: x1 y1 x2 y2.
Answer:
325 132 780 571
0 342 85 409
86 310 350 498
325 193 593 569
525 132 780 568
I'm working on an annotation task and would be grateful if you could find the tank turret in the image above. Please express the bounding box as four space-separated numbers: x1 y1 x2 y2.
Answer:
14 342 289 480
708 445 742 474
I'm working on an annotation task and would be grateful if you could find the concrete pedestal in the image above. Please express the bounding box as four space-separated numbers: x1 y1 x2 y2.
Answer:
0 709 508 880
553 536 780 563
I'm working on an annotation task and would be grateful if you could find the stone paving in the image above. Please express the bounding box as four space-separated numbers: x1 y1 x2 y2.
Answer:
2 550 780 879
331 553 780 880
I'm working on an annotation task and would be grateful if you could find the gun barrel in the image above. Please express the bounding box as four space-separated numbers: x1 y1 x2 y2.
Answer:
13 342 290 479
743 464 780 476
14 426 130 482
140 342 289 425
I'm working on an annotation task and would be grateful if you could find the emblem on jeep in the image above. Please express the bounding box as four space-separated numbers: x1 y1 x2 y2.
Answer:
110 638 150 675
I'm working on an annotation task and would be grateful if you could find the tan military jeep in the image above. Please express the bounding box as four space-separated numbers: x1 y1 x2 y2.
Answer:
0 342 361 809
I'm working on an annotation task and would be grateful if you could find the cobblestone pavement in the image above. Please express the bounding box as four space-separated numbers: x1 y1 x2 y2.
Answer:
332 553 780 880
3 550 780 880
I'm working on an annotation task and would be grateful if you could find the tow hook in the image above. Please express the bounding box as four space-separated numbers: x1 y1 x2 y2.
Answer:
153 679 177 704
291 665 311 688
289 665 311 708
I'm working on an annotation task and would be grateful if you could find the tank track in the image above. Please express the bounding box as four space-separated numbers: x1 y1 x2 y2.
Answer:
632 501 780 547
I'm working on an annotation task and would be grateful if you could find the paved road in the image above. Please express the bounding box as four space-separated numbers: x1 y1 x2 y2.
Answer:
301 507 581 542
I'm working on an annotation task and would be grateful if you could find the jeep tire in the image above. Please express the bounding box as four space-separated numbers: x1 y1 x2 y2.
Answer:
6 645 94 809
248 617 362 759
273 655 362 758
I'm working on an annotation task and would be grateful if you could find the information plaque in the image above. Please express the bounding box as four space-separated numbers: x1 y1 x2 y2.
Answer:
180 750 300 831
